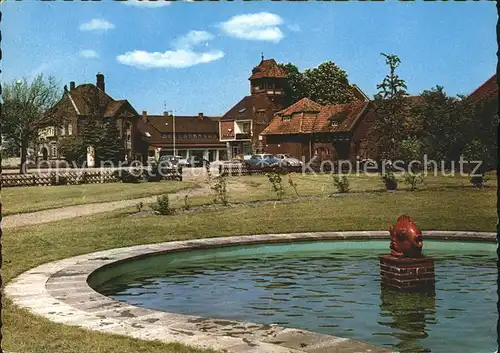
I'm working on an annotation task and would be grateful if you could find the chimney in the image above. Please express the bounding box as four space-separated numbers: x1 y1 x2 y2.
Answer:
142 110 148 123
70 81 76 91
197 112 204 120
163 111 169 117
96 73 105 92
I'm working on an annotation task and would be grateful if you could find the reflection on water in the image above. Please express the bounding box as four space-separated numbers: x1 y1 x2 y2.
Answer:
93 241 497 353
379 289 436 353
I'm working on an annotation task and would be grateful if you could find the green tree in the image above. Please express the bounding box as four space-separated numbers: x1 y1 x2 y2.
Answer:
1 75 61 173
279 61 355 107
412 86 474 163
78 117 124 165
466 97 498 170
96 118 125 164
58 136 87 165
278 63 307 107
303 61 355 105
369 53 411 161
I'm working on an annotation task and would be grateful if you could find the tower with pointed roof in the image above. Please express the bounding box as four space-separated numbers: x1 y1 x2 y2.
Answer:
249 57 287 105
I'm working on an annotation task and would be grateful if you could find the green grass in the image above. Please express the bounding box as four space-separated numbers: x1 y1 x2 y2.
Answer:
1 181 195 215
4 182 497 353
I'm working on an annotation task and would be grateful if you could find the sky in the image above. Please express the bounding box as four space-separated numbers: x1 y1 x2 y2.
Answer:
2 0 497 116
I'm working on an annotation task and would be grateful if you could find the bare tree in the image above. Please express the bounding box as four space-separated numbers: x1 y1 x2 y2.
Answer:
1 74 61 173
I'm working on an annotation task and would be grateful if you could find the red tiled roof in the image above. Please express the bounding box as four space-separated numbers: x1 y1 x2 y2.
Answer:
104 100 128 117
316 101 370 133
468 74 497 103
261 100 371 135
276 98 323 116
47 84 137 118
249 59 286 80
222 93 281 122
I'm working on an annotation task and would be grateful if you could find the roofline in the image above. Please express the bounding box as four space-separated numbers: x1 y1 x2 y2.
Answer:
346 101 371 132
352 84 370 102
468 74 496 101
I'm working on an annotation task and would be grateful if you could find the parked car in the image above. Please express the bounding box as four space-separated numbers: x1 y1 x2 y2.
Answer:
245 154 280 169
159 155 192 167
274 153 303 167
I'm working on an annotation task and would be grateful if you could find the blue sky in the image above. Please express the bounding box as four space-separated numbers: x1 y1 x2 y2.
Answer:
3 0 497 116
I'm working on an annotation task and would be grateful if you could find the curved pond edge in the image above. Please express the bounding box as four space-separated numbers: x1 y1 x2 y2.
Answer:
5 231 496 353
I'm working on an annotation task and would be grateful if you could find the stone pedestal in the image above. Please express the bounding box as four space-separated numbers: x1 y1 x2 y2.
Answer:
379 255 435 293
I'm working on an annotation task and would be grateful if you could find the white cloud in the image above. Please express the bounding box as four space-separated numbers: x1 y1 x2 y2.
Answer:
172 30 214 49
117 49 224 69
79 19 115 31
219 12 284 43
122 0 172 7
80 50 100 59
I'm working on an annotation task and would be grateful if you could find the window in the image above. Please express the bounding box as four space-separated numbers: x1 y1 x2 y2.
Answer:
161 133 168 139
51 145 57 157
67 124 73 135
330 120 339 127
282 116 291 122
60 126 65 136
145 132 151 138
47 126 55 137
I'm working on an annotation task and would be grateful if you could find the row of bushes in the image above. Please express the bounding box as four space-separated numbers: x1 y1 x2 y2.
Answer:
113 167 182 183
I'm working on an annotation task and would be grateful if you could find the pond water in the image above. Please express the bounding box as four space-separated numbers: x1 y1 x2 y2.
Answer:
92 240 498 353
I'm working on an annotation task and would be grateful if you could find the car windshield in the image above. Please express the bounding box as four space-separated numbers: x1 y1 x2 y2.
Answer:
263 154 274 159
252 155 262 160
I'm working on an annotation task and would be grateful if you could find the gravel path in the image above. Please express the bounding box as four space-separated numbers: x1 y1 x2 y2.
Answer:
2 185 210 229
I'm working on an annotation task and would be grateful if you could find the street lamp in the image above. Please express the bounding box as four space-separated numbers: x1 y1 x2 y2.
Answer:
164 109 176 156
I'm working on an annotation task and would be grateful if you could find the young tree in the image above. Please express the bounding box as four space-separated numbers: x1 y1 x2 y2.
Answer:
369 53 411 161
2 75 61 173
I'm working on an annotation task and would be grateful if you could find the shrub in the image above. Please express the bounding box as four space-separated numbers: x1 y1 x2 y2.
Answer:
151 194 173 215
136 202 144 213
211 175 228 205
470 174 488 188
403 173 425 191
381 171 398 191
183 194 191 210
50 173 68 186
266 172 285 200
113 169 144 183
332 174 350 193
288 174 299 196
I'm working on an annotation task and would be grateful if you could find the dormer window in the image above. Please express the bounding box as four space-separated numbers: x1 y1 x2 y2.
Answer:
282 116 291 122
330 120 339 127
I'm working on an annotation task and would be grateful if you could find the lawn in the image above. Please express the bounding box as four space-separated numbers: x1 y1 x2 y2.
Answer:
1 180 195 215
4 178 497 353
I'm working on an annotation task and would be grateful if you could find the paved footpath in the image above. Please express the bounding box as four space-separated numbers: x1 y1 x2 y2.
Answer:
2 185 210 229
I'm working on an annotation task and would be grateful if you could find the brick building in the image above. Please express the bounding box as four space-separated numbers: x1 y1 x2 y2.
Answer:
136 111 227 163
261 97 375 163
220 58 286 158
43 73 139 161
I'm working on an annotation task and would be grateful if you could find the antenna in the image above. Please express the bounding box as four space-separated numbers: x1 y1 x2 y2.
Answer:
163 101 167 113
261 52 264 61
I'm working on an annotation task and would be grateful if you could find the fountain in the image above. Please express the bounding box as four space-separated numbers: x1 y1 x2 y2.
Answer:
379 215 435 293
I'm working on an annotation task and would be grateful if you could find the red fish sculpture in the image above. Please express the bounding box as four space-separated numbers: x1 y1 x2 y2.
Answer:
389 215 423 258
